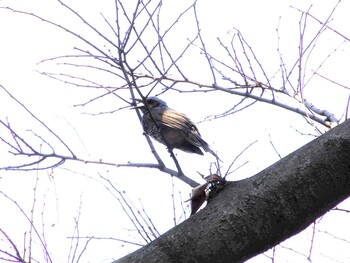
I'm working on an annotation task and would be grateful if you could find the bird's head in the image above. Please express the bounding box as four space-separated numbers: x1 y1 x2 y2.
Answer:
134 97 168 113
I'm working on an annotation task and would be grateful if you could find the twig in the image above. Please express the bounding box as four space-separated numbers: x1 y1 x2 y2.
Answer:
0 85 76 158
193 1 217 84
267 132 282 159
307 222 317 261
0 191 53 263
224 140 257 178
0 228 26 263
66 236 143 247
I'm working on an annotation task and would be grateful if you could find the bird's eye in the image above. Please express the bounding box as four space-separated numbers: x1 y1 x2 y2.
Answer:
147 98 158 106
146 97 163 108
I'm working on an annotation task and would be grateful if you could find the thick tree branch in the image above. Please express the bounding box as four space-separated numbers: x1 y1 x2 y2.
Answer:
114 119 350 263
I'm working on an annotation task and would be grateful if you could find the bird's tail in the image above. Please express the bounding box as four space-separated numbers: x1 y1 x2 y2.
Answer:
201 139 222 162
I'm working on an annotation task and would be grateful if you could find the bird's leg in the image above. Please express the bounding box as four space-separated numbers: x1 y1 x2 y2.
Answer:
167 147 184 176
157 126 185 176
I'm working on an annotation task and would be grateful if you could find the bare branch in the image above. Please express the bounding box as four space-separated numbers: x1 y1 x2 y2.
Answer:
224 140 257 179
292 1 349 42
0 85 76 157
0 228 26 263
66 236 143 247
0 191 53 263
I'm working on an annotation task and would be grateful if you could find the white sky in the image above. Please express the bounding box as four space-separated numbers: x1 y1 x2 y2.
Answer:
0 0 350 262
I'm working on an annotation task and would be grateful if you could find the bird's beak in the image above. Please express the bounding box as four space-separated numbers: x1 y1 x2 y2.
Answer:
131 98 145 110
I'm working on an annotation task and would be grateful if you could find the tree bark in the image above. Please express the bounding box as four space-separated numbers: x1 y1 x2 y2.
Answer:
113 119 350 263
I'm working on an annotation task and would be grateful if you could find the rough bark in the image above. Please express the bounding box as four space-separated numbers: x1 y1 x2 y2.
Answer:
113 119 350 263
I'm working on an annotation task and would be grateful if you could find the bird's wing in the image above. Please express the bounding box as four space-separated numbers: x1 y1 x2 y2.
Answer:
159 109 206 146
156 109 220 159
158 109 196 132
159 109 194 130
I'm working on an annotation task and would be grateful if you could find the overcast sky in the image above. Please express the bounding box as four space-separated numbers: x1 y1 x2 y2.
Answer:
1 0 350 262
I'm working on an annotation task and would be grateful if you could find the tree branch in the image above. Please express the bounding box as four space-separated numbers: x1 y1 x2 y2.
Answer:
114 119 350 263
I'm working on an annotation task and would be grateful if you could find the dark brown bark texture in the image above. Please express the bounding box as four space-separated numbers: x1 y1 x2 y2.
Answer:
113 119 350 263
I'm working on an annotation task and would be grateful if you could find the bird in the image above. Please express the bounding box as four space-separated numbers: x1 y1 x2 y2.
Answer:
135 96 219 159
